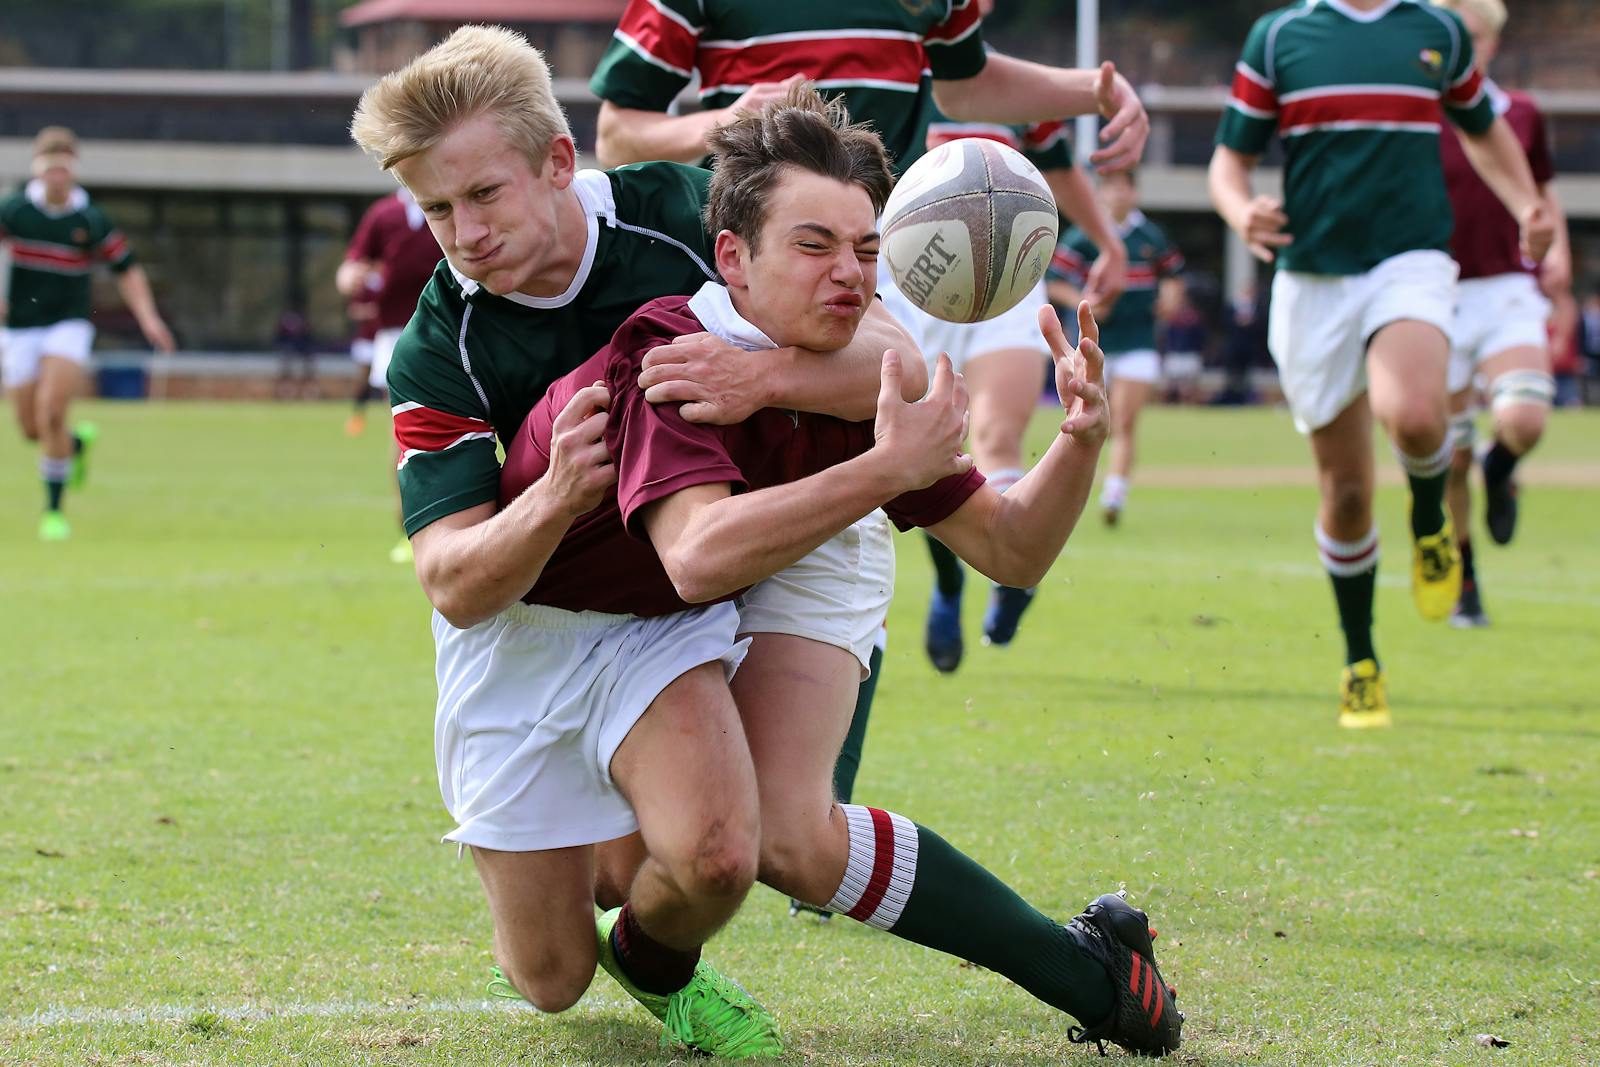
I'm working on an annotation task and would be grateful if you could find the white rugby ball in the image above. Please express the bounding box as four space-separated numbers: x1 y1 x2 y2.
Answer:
881 138 1059 324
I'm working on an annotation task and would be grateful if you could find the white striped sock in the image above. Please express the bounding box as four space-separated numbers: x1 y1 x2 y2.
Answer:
1315 524 1379 577
1396 437 1453 479
825 805 919 930
40 456 70 481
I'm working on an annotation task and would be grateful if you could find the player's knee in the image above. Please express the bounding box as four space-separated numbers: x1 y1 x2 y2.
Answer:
1495 404 1546 454
1326 480 1370 530
1390 404 1445 455
680 825 759 901
498 951 594 1013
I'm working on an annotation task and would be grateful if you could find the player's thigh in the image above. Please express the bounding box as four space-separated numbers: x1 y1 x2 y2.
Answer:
471 843 599 1010
593 831 647 911
963 345 1045 456
1478 343 1550 381
1366 319 1450 429
1308 395 1376 506
612 660 760 883
7 383 39 439
1110 374 1154 432
35 354 85 420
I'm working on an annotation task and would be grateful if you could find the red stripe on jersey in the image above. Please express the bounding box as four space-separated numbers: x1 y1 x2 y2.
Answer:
9 240 91 270
394 406 494 454
1230 68 1278 113
924 0 981 44
698 37 924 91
1051 249 1087 275
926 125 1022 151
846 807 897 924
1445 67 1484 107
1024 120 1069 152
616 0 698 74
1280 93 1440 131
98 232 129 262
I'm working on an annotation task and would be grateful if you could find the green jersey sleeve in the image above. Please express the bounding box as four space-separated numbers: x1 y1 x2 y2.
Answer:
1151 224 1184 278
1048 227 1095 288
388 280 503 537
1437 10 1493 135
86 206 135 274
923 0 988 81
1215 14 1279 157
1021 121 1074 173
590 0 701 111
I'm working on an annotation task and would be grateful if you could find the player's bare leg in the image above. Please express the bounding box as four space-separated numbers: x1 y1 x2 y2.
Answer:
964 345 1047 645
1368 319 1460 622
1101 374 1152 525
731 633 1178 1055
471 843 600 1011
1446 388 1488 627
1476 344 1553 546
1309 396 1387 725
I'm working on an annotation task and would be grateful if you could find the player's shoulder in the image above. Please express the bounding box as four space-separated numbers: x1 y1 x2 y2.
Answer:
1246 2 1314 39
612 293 700 353
1397 0 1468 41
0 188 26 220
605 162 712 223
393 265 471 358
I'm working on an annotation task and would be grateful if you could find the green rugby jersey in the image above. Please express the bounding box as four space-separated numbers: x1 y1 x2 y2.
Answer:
388 163 718 537
923 111 1075 173
1050 210 1182 355
590 0 989 173
1214 0 1494 275
0 182 134 328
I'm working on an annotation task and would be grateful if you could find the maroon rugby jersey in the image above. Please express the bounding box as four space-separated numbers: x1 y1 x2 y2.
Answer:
499 294 985 617
344 191 443 331
1440 80 1554 280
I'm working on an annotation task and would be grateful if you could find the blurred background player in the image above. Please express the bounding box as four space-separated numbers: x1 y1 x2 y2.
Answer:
1048 169 1183 528
0 125 174 542
918 112 1127 672
1434 0 1569 628
335 186 442 563
344 279 382 436
1208 0 1553 728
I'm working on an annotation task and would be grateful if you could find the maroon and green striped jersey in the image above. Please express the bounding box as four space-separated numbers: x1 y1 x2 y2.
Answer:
1050 210 1182 355
0 181 134 329
589 0 989 173
387 163 718 537
924 111 1075 173
1214 0 1495 275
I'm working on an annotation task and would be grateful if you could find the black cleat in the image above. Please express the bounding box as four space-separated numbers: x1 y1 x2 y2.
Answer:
1450 582 1490 628
1484 469 1519 546
1067 893 1182 1058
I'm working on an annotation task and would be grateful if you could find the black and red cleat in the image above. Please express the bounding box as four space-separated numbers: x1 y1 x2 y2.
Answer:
1067 893 1183 1057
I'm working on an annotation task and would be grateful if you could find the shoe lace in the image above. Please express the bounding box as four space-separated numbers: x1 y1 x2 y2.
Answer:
1418 534 1456 582
1066 1025 1109 1056
485 966 522 1001
664 968 780 1057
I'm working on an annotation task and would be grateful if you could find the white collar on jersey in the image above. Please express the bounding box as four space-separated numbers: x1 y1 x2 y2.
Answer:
25 179 89 217
1115 208 1148 239
1485 77 1511 117
448 170 612 308
1316 0 1402 23
687 281 777 352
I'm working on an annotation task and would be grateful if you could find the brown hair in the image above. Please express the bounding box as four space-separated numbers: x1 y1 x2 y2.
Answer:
704 84 893 254
32 126 79 159
349 24 571 170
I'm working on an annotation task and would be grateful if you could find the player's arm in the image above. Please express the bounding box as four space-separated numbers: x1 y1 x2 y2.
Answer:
638 298 926 424
934 59 1148 172
412 386 615 628
1044 167 1125 310
922 302 1106 587
640 351 969 603
596 79 804 168
1457 118 1553 263
113 265 175 354
1207 146 1292 263
1539 183 1572 296
335 257 381 297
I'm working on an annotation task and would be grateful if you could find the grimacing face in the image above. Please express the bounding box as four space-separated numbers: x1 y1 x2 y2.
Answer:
393 114 576 298
719 167 880 353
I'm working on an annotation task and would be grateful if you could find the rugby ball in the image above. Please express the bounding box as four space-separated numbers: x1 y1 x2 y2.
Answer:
881 138 1058 324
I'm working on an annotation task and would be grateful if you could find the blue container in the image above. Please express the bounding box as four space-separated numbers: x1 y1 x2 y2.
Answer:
97 364 148 399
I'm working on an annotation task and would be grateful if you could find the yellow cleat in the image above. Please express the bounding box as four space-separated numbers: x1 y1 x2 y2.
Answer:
1411 517 1462 622
1339 658 1391 729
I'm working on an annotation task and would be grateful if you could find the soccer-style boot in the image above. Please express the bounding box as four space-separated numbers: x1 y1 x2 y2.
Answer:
1450 582 1490 629
1102 504 1122 528
596 908 783 1059
924 588 964 673
38 510 71 542
485 965 520 1000
70 421 98 489
1338 658 1391 729
1066 892 1182 1057
982 584 1037 646
1410 516 1462 622
1484 468 1519 546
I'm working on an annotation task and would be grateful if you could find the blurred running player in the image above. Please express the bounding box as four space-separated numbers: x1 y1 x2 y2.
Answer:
1209 0 1552 727
1048 169 1183 528
1433 0 1569 628
344 281 382 436
335 187 442 562
1 126 174 541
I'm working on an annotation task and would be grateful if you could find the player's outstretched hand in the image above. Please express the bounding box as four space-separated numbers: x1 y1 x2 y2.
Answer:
546 382 616 517
640 332 763 425
1237 195 1293 263
1090 62 1149 174
872 350 973 492
1519 199 1556 264
1041 303 1109 449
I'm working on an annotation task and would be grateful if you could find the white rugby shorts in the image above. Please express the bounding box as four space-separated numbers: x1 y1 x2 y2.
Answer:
879 272 1049 375
370 327 403 391
1268 249 1457 433
737 511 895 677
350 337 376 367
1106 348 1162 386
1 319 94 388
1447 273 1551 394
433 600 747 852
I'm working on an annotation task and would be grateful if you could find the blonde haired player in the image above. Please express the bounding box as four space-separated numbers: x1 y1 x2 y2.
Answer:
1209 0 1553 727
1 127 174 541
1432 0 1569 627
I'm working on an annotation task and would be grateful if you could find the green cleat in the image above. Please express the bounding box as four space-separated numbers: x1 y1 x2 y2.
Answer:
38 511 71 542
596 907 783 1059
485 965 520 1000
70 421 98 490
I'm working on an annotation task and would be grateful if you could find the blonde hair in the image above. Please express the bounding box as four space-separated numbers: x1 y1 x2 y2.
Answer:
32 125 79 159
349 24 572 170
1432 0 1508 35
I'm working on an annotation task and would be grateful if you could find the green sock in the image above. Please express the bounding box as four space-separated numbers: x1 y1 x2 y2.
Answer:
828 806 1114 1025
1316 525 1378 666
925 534 965 599
1399 440 1453 539
832 644 881 804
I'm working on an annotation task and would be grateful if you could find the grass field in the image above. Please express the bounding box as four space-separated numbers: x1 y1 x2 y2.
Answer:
2 400 1598 1066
